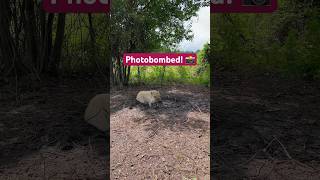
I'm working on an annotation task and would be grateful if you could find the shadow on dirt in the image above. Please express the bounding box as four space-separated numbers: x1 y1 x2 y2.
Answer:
110 85 210 137
212 68 320 179
0 77 109 171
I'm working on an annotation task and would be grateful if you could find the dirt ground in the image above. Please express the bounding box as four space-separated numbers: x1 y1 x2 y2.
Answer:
110 85 210 179
212 68 320 179
0 75 210 180
0 75 109 179
1 68 320 180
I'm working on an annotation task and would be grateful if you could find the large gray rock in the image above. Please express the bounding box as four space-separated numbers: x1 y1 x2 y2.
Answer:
84 94 109 132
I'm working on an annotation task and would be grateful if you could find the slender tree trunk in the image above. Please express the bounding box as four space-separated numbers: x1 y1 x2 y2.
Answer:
25 0 39 72
88 13 96 59
116 55 123 83
137 66 141 83
50 13 66 75
160 66 166 86
39 13 54 73
0 1 17 76
44 13 54 73
125 66 131 85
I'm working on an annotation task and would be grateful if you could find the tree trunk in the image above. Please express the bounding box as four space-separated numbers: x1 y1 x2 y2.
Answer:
50 13 66 76
137 66 141 83
0 1 18 76
121 64 131 86
88 13 96 59
24 0 39 72
40 13 54 73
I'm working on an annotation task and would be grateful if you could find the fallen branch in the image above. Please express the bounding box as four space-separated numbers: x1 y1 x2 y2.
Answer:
273 136 292 160
240 138 276 166
188 101 202 113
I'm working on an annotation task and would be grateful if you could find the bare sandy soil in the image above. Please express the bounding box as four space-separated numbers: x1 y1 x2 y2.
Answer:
110 85 210 179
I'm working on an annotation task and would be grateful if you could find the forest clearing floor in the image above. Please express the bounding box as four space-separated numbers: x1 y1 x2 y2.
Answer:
0 75 109 179
213 67 320 179
1 68 320 179
110 85 210 179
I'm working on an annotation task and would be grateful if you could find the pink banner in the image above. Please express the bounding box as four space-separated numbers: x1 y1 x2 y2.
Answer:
43 0 111 13
123 53 197 66
211 0 278 13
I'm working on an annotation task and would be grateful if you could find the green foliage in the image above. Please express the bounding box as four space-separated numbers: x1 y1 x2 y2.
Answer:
110 0 202 85
211 2 320 80
60 14 110 73
110 0 201 54
129 43 210 86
